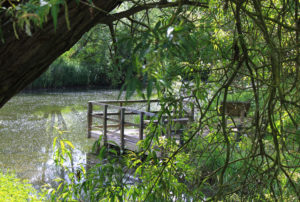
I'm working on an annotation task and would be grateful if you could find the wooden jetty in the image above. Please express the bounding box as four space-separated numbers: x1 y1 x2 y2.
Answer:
87 99 193 153
87 99 250 154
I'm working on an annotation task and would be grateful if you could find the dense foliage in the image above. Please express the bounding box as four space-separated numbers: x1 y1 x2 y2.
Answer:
1 0 299 201
47 0 300 201
26 25 125 89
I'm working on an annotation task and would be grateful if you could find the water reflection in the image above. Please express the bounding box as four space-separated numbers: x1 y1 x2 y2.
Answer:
0 90 119 188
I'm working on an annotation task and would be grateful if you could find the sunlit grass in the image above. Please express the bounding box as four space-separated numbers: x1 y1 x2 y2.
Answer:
0 171 45 201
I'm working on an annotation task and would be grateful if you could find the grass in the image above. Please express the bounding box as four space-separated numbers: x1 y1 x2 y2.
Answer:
0 171 45 201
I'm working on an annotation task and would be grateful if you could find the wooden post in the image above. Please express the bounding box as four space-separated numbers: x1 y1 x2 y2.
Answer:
120 108 125 150
103 105 108 146
180 99 183 117
139 112 144 140
240 110 245 125
237 110 246 141
147 101 151 112
118 102 123 130
87 102 93 138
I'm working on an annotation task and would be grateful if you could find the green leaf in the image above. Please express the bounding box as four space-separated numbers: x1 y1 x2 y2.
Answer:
99 146 106 160
53 137 58 151
57 182 64 191
64 0 70 30
13 22 19 39
60 140 65 151
64 140 74 149
110 148 118 155
147 79 153 99
80 164 86 175
51 4 59 31
154 21 161 31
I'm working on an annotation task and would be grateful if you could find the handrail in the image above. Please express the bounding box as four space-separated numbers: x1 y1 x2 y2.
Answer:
89 99 159 105
89 102 157 117
87 99 193 150
87 100 158 142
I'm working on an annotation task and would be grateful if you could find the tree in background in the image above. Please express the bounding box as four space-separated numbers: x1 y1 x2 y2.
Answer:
27 24 123 89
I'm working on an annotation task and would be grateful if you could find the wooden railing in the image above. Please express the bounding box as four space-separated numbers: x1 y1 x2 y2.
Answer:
88 100 159 149
87 99 193 150
220 101 251 140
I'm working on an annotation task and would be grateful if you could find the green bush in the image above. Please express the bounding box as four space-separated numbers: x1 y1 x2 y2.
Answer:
0 171 45 201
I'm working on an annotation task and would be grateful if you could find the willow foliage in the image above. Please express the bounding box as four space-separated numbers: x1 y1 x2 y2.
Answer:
5 0 299 201
102 0 299 200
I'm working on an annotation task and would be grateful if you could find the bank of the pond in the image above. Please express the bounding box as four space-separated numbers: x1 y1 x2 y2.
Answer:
23 86 119 93
24 58 124 90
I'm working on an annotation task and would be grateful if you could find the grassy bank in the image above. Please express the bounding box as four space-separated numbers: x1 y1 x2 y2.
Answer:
0 171 45 201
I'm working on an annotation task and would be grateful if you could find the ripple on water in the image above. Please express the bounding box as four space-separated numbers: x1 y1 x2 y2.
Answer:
0 90 121 187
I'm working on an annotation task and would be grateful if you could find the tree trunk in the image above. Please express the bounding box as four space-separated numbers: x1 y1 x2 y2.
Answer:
0 0 120 108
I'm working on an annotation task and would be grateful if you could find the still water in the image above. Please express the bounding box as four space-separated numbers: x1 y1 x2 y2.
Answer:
0 90 120 188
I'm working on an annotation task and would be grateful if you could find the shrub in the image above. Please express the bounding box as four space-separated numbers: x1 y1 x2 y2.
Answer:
0 171 45 201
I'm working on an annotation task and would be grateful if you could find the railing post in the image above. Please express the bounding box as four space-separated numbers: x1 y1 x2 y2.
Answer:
118 102 123 130
120 108 125 150
87 102 93 138
147 101 151 112
103 105 108 146
139 112 144 140
191 104 195 121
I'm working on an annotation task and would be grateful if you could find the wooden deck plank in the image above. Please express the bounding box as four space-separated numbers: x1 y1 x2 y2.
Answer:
91 129 141 150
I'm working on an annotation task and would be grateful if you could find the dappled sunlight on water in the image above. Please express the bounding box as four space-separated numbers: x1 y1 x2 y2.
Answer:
0 90 120 187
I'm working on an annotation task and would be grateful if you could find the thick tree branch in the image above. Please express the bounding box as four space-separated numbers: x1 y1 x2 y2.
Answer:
99 1 208 24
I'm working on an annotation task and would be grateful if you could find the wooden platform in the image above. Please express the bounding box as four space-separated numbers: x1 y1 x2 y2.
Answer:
87 99 193 155
87 99 251 156
90 128 142 151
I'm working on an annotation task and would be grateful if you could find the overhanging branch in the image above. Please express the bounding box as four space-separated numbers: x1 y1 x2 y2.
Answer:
99 1 209 24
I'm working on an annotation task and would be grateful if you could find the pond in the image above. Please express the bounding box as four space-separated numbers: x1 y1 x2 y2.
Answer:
0 90 121 188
